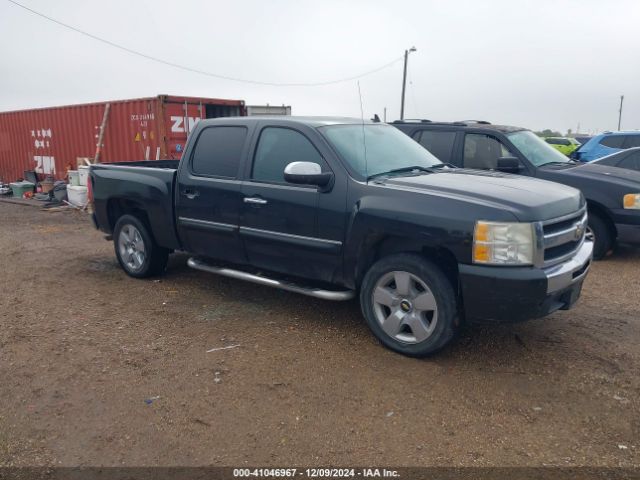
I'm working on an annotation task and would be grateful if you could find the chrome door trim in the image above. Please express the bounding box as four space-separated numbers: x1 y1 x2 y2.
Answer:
178 217 238 233
239 226 342 252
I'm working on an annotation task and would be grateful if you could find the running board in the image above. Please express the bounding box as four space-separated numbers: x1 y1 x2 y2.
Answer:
187 258 355 301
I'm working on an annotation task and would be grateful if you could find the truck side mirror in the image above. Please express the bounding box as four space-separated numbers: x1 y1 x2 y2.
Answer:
496 156 522 173
284 162 334 188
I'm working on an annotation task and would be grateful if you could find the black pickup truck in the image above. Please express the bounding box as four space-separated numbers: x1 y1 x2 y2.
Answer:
90 117 593 357
393 120 640 259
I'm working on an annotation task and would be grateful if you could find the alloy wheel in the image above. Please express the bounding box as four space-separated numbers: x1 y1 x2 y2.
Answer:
118 224 146 272
371 270 438 344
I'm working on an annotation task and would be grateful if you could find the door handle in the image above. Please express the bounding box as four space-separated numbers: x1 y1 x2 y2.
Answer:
182 189 200 200
244 197 268 205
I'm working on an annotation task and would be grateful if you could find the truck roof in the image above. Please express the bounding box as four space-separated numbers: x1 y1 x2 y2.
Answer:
203 116 375 128
392 119 526 133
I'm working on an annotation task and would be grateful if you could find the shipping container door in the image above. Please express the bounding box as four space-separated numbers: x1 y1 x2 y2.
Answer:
120 100 162 162
204 104 242 118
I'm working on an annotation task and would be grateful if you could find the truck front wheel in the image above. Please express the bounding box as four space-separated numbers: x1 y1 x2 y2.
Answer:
587 212 613 260
360 254 458 357
114 214 169 278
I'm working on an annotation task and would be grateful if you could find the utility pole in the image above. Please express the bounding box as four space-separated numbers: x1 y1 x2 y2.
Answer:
618 95 624 130
400 46 416 120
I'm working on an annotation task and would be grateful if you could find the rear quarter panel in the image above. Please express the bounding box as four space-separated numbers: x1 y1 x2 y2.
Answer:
90 164 181 249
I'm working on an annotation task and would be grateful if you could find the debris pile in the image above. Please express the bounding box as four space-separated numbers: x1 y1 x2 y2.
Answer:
0 158 92 212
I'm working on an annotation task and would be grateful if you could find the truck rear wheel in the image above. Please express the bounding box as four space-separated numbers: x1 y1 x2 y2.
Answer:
360 253 458 357
114 214 169 278
588 212 613 260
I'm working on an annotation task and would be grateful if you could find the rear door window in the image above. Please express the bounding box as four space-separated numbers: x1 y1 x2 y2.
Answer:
600 135 625 148
191 126 247 178
463 134 511 170
414 130 456 162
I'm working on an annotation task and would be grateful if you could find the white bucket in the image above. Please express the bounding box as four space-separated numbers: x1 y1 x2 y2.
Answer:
67 185 88 207
78 166 89 186
68 170 80 186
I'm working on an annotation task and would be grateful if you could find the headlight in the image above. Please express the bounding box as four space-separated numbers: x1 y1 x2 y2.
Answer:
473 221 535 265
623 194 640 210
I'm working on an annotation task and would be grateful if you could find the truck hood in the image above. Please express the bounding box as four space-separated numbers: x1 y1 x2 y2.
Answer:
379 169 583 222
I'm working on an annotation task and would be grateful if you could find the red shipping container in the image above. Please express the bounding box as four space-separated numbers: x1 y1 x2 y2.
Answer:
0 94 245 182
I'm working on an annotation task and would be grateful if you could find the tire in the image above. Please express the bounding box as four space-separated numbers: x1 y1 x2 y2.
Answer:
588 212 613 260
360 253 458 357
113 214 169 278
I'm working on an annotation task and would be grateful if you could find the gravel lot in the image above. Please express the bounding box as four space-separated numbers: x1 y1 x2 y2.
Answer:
0 201 638 467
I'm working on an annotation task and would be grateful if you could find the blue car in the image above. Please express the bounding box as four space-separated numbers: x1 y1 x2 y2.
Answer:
573 131 640 162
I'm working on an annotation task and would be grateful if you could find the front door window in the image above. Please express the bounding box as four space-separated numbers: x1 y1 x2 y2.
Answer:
463 134 511 170
252 127 324 184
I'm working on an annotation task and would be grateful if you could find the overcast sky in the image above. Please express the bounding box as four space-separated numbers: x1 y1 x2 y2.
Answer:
1 0 638 134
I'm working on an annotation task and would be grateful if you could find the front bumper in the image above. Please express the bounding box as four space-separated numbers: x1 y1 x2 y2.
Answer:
458 239 593 323
616 224 640 245
612 208 640 245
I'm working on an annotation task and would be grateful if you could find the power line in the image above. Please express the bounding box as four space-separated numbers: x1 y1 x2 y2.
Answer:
6 0 404 87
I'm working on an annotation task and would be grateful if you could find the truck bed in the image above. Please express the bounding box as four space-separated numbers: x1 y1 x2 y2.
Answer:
90 161 182 250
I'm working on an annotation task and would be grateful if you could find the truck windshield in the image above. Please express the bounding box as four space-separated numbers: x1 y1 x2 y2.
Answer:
321 124 442 178
507 130 573 166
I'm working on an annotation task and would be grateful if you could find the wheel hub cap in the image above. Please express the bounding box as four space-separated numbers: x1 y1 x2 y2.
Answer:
118 224 146 272
371 270 438 345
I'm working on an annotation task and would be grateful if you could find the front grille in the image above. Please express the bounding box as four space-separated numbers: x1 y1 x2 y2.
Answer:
544 239 581 261
540 207 587 267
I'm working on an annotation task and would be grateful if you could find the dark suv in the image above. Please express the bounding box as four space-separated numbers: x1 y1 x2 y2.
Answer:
393 120 640 259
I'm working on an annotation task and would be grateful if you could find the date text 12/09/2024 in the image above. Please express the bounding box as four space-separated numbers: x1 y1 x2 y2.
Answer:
233 468 400 478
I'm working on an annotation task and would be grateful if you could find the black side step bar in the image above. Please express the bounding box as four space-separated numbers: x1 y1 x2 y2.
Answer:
187 258 355 301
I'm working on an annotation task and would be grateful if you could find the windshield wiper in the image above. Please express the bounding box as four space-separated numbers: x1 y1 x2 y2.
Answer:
367 165 443 180
540 161 577 167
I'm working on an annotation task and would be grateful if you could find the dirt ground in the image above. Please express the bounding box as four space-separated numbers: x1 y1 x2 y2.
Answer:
0 201 638 467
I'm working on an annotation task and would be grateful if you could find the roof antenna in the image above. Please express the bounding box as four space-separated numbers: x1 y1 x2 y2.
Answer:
357 81 368 179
